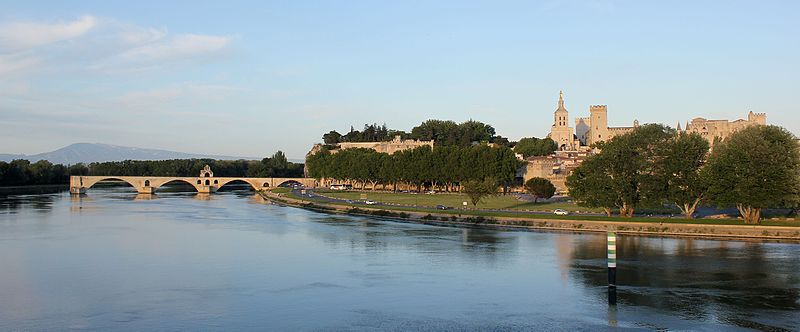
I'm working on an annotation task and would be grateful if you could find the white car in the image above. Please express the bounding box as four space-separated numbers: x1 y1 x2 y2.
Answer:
554 209 569 216
365 200 377 205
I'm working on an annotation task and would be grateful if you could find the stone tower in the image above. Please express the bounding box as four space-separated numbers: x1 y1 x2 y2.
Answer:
747 111 767 125
550 91 576 150
588 105 609 146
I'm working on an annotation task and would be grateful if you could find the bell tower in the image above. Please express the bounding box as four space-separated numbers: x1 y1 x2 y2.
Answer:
549 91 575 150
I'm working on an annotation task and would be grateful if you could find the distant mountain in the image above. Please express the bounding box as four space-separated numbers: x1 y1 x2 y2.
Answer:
0 143 261 165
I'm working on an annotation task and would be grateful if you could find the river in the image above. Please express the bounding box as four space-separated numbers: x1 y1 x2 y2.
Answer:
1 187 798 331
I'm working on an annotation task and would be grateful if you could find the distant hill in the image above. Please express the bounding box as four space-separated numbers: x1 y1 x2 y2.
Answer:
0 143 261 165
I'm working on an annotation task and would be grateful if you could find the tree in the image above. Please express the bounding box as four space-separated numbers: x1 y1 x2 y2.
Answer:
461 177 497 207
657 132 710 218
566 156 618 216
514 137 557 158
322 130 342 144
703 125 800 224
524 177 556 203
566 124 675 217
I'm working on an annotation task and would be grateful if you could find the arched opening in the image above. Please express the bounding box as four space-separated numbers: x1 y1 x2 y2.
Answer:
262 182 270 188
196 180 201 185
205 179 210 185
277 180 303 188
85 178 137 193
157 179 199 193
216 179 256 193
144 180 151 187
214 179 218 184
204 172 211 177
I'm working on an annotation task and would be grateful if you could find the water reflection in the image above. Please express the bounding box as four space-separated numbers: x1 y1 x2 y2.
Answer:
568 235 800 330
0 192 60 214
0 188 798 331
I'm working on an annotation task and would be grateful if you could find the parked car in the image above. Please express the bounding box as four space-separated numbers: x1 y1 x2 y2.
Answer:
435 205 452 210
365 200 377 205
554 209 569 216
345 200 354 204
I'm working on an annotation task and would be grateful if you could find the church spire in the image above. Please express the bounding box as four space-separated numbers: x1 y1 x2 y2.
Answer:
677 122 682 131
558 90 564 109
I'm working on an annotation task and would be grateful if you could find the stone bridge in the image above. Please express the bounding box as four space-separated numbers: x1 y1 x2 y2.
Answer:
69 165 317 194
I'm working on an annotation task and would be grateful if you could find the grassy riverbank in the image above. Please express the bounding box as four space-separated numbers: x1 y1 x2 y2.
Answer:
260 190 800 241
315 189 602 212
277 189 799 228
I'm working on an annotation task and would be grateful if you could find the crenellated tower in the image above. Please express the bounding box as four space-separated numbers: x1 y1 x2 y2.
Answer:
587 105 609 146
748 111 767 124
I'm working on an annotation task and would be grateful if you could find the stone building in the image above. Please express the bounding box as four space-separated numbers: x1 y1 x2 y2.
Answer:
305 135 433 162
518 150 591 193
548 91 638 150
540 90 769 193
680 111 766 145
324 135 434 154
549 91 578 151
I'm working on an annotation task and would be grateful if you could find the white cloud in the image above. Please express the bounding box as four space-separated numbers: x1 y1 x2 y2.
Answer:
0 15 96 50
89 32 232 72
118 34 230 62
0 15 232 75
0 54 40 75
118 27 167 45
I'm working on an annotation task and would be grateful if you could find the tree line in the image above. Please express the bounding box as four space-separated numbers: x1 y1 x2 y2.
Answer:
322 119 555 158
566 124 800 223
0 160 89 186
0 151 303 187
305 144 522 192
322 119 514 147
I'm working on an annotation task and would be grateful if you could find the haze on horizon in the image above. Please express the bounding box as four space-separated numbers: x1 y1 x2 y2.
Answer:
1 1 798 159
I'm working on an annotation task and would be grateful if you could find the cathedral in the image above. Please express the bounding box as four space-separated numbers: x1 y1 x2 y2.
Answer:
548 91 637 151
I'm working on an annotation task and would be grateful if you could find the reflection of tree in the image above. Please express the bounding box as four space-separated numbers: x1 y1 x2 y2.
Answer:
569 236 800 330
0 193 58 214
302 215 516 267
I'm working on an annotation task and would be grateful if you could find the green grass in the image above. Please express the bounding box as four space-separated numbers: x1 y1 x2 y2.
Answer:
287 191 800 228
316 189 601 212
270 187 292 194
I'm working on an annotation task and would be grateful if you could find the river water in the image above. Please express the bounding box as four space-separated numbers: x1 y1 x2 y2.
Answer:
1 187 798 331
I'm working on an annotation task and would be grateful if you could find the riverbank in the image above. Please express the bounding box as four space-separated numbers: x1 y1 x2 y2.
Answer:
258 190 800 241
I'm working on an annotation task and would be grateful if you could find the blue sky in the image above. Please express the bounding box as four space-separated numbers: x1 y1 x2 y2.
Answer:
1 1 798 159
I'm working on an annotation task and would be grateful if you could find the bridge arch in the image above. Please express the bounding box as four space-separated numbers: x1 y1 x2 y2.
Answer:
216 179 259 192
214 178 262 191
83 177 139 191
277 179 304 188
153 179 200 192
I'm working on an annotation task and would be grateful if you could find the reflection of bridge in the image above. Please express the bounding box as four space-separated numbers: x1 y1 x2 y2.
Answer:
69 165 317 194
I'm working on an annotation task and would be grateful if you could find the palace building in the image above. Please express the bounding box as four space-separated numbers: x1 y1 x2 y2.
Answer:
548 91 766 150
679 111 766 145
537 91 769 192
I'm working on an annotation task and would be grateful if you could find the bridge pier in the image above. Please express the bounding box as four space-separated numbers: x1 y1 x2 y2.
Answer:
138 187 155 194
198 186 217 194
70 186 87 195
